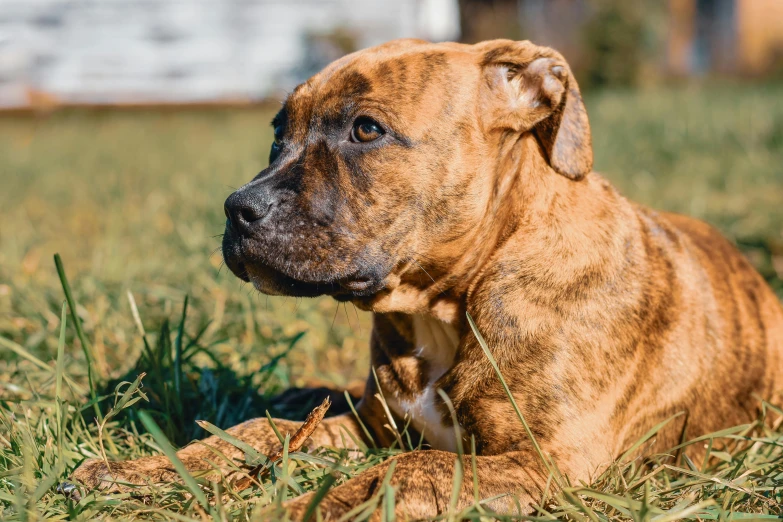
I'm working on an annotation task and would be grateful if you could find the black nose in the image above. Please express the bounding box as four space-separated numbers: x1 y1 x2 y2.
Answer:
224 189 271 235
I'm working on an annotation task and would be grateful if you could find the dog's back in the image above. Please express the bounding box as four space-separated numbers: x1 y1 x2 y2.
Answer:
640 207 783 437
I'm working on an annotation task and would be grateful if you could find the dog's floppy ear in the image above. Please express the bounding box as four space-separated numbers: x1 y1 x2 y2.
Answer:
478 40 592 180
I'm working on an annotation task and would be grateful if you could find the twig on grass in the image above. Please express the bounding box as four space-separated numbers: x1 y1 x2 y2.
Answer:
231 396 331 491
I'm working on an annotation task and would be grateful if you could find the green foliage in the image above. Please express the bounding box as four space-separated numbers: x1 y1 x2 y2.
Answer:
579 0 649 88
588 85 783 296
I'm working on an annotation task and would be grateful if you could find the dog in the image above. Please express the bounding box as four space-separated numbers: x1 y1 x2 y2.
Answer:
66 39 783 519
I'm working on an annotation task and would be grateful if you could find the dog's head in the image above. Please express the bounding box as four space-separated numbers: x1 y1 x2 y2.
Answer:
222 39 592 312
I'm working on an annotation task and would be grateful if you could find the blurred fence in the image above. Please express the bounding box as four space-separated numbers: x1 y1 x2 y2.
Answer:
0 0 459 108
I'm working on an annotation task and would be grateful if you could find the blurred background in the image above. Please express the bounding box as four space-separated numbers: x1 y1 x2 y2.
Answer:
1 1 782 435
2 0 783 106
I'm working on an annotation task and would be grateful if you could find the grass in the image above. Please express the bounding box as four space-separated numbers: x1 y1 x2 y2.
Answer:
1 83 782 520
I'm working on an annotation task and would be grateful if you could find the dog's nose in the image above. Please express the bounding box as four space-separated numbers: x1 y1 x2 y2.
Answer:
224 189 271 235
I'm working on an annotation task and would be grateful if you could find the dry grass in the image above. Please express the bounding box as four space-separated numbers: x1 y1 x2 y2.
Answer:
1 84 782 520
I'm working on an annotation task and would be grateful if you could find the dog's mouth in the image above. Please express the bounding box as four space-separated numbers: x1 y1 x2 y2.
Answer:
249 263 386 300
226 252 388 300
221 216 395 300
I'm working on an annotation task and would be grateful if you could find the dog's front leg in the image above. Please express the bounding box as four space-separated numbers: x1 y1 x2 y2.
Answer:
280 449 548 520
63 413 366 498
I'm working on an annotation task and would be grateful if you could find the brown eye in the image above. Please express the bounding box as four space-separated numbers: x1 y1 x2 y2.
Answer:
273 125 284 145
269 124 284 163
351 117 384 143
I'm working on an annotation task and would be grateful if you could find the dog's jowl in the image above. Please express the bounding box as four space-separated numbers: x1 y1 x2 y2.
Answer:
66 39 783 519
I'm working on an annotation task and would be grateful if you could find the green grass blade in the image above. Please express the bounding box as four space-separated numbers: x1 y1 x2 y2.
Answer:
195 419 268 467
174 296 188 399
54 253 102 421
466 312 559 485
650 499 716 522
344 390 375 449
336 460 398 522
571 487 667 515
0 335 85 395
665 424 752 453
382 482 396 522
138 410 210 510
55 302 68 470
437 388 465 521
469 434 485 514
617 412 684 463
55 302 67 407
30 471 60 505
112 373 147 413
287 452 352 474
302 473 337 522
562 490 600 522
265 410 286 445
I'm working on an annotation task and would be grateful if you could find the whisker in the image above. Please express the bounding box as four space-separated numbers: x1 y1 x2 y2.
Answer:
412 259 438 286
350 303 364 335
330 302 340 332
343 302 355 334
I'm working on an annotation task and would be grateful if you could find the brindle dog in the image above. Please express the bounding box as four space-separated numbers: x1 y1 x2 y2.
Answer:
66 39 783 519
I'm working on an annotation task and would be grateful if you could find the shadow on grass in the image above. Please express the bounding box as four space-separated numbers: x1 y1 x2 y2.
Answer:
97 300 360 446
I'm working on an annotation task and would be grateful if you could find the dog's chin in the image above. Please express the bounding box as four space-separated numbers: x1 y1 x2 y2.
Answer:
241 263 334 297
240 262 387 300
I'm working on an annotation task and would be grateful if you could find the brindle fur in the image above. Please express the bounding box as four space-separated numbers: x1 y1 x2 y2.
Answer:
67 39 783 519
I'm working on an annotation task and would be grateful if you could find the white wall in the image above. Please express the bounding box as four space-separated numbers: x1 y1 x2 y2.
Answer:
0 0 460 107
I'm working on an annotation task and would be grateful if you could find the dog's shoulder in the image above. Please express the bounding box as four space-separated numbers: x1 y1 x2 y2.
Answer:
656 210 755 273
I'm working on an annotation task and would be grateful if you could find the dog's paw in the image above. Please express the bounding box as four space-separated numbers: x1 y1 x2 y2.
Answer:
60 456 173 500
59 458 121 501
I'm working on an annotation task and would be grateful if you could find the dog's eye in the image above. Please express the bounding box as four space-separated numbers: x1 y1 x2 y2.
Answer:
269 125 283 163
351 117 384 143
269 142 281 164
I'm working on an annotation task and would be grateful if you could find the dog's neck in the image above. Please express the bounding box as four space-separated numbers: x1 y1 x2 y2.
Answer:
383 313 463 451
412 313 461 381
364 133 631 327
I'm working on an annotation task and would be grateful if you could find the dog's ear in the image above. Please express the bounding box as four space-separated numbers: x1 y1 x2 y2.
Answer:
478 40 592 180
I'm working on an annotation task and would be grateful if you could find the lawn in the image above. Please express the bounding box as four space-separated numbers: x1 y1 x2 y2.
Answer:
1 84 782 520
